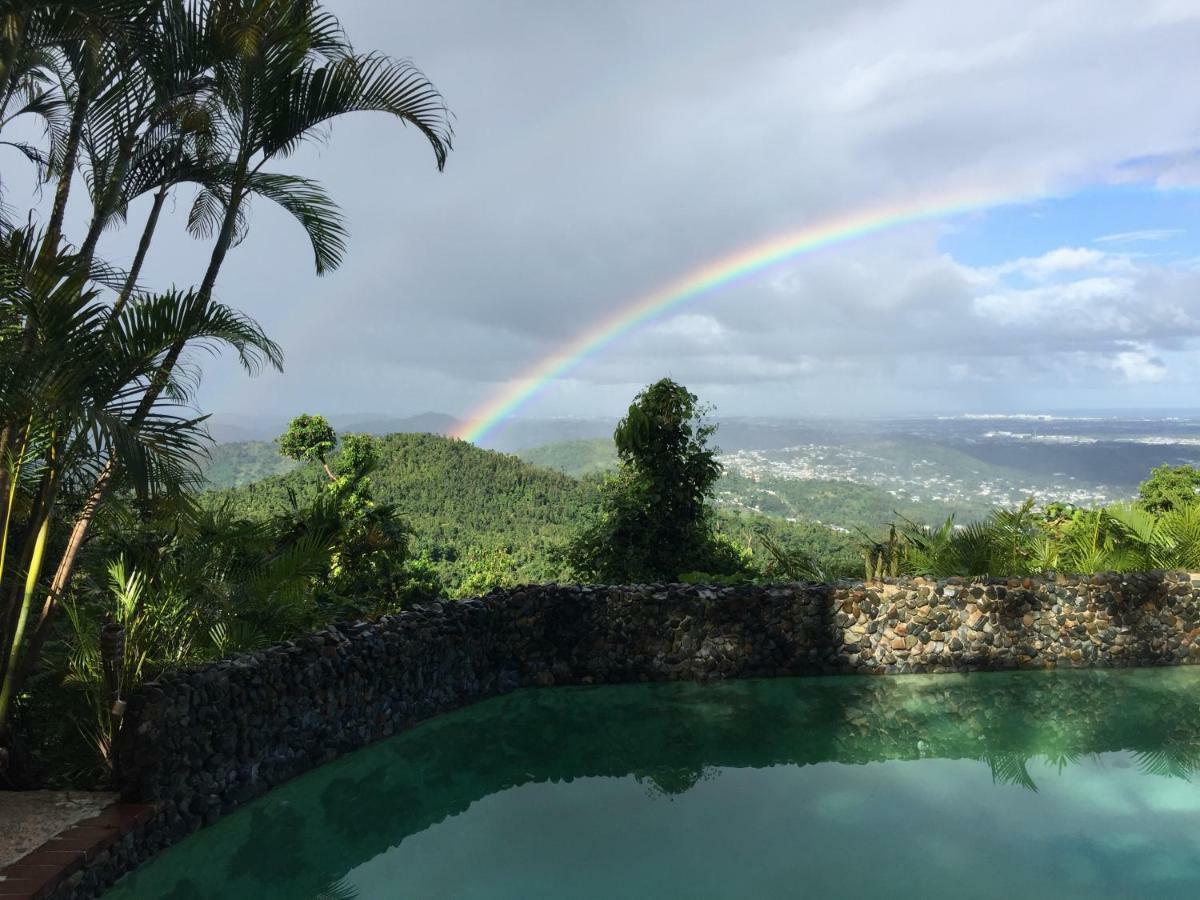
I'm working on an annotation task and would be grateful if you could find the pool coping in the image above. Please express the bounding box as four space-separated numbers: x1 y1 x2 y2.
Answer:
0 805 156 899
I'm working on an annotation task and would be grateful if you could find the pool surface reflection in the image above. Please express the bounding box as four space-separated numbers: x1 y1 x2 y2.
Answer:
107 667 1200 899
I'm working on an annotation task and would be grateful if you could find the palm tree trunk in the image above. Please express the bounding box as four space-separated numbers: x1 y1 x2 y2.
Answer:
43 461 110 629
134 176 245 422
0 461 57 741
46 185 174 607
0 512 48 738
77 141 136 272
197 179 245 300
40 88 88 261
0 16 27 133
112 186 167 318
0 418 31 613
42 177 247 617
0 425 11 553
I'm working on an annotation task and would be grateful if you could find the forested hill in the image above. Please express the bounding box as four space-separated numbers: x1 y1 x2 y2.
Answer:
201 440 298 488
214 433 599 589
518 438 618 477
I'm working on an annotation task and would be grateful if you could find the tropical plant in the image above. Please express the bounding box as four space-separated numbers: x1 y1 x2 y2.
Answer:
0 0 452 769
752 523 826 582
62 556 194 770
0 227 282 745
566 379 744 583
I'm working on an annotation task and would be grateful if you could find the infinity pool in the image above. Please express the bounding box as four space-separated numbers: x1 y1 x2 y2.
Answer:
106 667 1200 899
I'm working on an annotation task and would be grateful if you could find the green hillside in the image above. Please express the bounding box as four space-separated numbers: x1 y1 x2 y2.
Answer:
201 441 299 488
718 472 987 529
518 438 618 477
216 433 598 590
214 433 866 590
514 437 988 528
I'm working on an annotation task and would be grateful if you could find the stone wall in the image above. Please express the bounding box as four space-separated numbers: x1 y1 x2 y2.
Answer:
60 571 1200 897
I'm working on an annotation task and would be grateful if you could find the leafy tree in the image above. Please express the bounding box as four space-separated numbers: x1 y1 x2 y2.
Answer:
566 379 743 582
279 414 337 480
1137 464 1200 514
275 420 439 612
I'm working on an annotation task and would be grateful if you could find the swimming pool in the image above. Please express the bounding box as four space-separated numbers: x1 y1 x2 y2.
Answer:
106 667 1200 898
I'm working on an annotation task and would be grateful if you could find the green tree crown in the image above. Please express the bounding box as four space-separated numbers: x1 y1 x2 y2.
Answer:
1137 464 1200 514
279 414 337 466
567 378 742 583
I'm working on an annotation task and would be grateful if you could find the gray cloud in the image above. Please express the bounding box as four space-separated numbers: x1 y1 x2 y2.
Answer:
43 0 1200 421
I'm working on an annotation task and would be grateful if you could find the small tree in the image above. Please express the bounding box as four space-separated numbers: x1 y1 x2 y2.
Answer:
567 378 741 582
275 418 441 611
1137 464 1200 514
279 414 338 481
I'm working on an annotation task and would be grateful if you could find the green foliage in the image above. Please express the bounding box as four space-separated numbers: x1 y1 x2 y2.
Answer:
566 379 744 583
0 0 452 770
454 546 521 598
62 558 196 774
1137 464 1200 514
275 422 435 614
518 439 618 477
890 500 1042 579
870 495 1200 580
201 441 298 489
217 433 596 593
279 414 337 468
751 524 828 582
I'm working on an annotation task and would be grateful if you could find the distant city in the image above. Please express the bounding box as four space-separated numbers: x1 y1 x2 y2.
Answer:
720 443 1117 512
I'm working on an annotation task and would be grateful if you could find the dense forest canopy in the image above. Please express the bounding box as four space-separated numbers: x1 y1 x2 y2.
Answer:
218 433 602 590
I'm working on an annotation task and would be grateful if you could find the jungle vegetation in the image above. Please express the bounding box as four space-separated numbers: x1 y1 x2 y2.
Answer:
0 0 452 782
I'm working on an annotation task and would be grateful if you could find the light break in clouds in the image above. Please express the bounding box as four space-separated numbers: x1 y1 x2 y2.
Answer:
36 0 1200 424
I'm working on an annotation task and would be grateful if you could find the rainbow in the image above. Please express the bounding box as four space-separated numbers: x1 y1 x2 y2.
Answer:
456 187 1033 444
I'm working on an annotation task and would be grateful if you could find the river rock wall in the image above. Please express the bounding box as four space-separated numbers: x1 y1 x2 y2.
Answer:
60 571 1200 897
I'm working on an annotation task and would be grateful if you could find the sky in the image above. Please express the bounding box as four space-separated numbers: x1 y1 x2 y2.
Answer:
30 0 1200 432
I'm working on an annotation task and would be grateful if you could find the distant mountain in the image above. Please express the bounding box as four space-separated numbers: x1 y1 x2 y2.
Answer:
202 411 460 443
481 418 616 452
201 441 298 489
518 438 618 477
330 412 459 436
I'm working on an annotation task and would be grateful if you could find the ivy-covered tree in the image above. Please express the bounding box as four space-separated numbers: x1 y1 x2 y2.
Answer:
566 379 744 582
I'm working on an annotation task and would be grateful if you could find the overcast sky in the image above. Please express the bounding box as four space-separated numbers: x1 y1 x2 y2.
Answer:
59 0 1200 430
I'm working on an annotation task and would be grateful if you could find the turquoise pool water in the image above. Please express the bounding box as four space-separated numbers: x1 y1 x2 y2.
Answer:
107 667 1200 899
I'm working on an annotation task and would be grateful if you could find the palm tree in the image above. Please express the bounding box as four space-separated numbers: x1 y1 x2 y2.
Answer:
0 0 453 764
52 0 452 607
74 0 215 271
0 225 281 740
